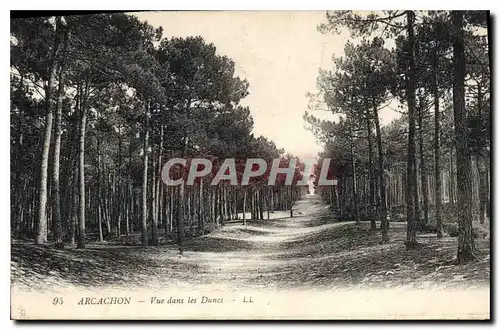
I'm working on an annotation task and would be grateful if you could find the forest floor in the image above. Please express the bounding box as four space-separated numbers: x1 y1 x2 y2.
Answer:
11 195 490 293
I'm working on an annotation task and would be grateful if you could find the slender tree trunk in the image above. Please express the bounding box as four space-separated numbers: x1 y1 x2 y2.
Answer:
266 187 270 220
212 186 218 228
221 186 226 224
452 11 475 262
117 125 123 237
164 186 171 239
13 76 26 237
51 29 69 248
151 149 158 246
177 100 191 243
155 125 164 237
97 138 103 242
77 88 88 249
476 84 487 225
477 158 487 225
418 95 430 230
104 172 111 235
405 10 418 248
178 184 185 243
70 170 78 245
433 45 443 238
36 21 62 244
198 179 204 234
349 126 359 226
338 178 344 219
126 138 133 236
373 99 388 240
141 101 150 249
243 189 247 226
366 115 377 231
414 157 420 227
270 189 275 213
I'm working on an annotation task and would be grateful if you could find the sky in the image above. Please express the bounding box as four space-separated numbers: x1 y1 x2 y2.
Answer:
134 11 400 160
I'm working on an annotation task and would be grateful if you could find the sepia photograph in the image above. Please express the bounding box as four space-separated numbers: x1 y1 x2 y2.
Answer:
9 9 491 320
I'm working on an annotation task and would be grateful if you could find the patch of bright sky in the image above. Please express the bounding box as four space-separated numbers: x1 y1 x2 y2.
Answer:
134 11 401 160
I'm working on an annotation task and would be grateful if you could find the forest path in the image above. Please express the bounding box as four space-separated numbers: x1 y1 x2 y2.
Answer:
11 194 490 292
168 193 348 290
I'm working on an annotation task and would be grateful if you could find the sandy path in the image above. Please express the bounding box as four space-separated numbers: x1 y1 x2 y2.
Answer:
139 194 345 290
11 194 490 292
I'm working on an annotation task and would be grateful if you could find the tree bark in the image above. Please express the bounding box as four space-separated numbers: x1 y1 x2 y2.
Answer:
243 189 247 226
36 19 63 244
349 126 360 226
70 169 78 245
77 82 89 249
452 11 475 263
476 84 487 225
405 10 419 248
156 125 164 236
198 178 204 234
117 124 123 237
150 147 158 246
366 114 377 231
178 184 185 243
418 95 430 230
96 138 103 242
432 45 443 238
51 28 69 248
141 101 150 249
373 99 388 240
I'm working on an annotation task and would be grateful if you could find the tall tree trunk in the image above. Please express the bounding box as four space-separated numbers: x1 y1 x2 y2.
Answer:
155 125 164 237
452 11 475 263
96 138 103 242
366 114 377 231
476 84 487 225
477 161 487 226
338 178 344 219
13 76 25 237
270 189 275 213
141 101 150 249
150 150 158 246
126 138 133 236
198 179 204 234
77 85 88 249
266 187 270 220
36 20 62 244
212 186 218 228
405 10 418 248
104 172 111 235
70 169 78 245
51 28 69 248
418 95 430 230
61 124 77 241
349 126 360 226
373 99 388 241
177 100 191 243
117 124 123 237
219 185 225 225
178 184 185 243
432 45 443 238
165 186 171 239
243 189 247 226
414 157 420 227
